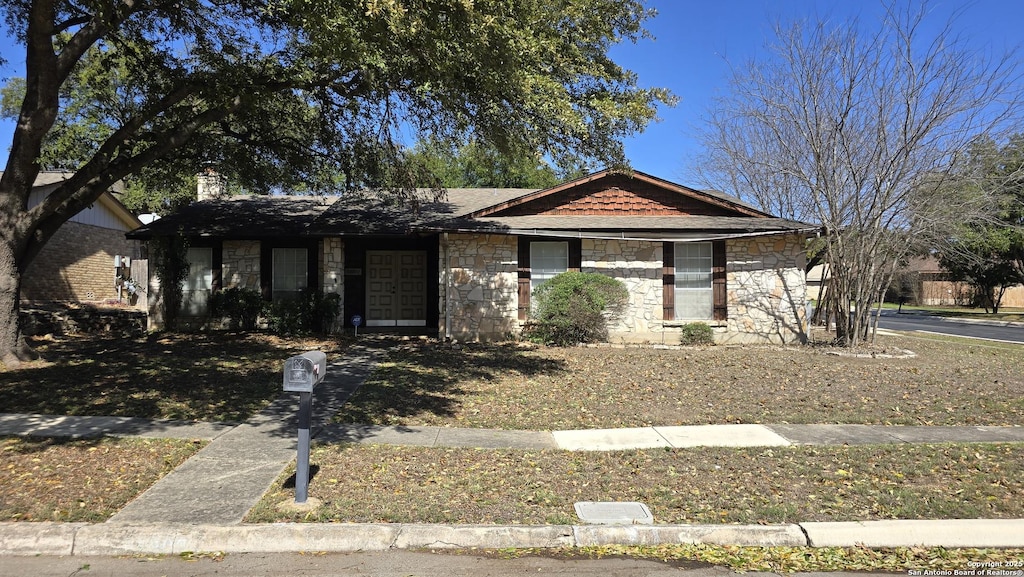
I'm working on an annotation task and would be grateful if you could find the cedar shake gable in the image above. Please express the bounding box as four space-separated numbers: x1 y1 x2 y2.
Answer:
469 170 771 219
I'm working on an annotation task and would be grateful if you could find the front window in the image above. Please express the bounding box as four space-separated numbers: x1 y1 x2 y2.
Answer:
182 247 213 316
674 242 713 320
530 241 568 292
273 248 308 300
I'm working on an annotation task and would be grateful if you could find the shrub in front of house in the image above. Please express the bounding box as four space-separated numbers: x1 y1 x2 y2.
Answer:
679 322 714 346
311 291 342 334
210 287 264 330
265 289 342 335
525 271 628 346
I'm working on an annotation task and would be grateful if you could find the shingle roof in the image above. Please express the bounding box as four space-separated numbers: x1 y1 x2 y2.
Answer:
127 195 337 239
439 215 816 233
304 189 536 236
127 173 819 239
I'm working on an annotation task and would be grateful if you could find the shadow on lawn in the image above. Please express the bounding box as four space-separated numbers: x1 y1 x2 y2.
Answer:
0 332 344 422
333 342 566 426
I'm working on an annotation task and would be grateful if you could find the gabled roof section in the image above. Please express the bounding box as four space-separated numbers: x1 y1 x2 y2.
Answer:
468 169 771 219
9 170 142 230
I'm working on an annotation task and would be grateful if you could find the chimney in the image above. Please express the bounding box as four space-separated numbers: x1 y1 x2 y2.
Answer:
196 169 226 202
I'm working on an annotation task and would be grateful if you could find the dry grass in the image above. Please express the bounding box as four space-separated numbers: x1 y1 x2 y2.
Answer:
0 333 350 422
0 436 203 522
334 334 1023 429
248 442 1024 525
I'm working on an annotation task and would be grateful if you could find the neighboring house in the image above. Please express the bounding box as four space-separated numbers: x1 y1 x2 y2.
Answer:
128 170 818 344
809 257 1024 309
14 171 145 306
906 256 1024 308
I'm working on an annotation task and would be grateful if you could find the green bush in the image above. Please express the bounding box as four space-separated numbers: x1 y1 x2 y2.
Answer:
678 322 714 346
311 291 342 334
210 287 265 330
525 271 628 346
265 297 307 335
265 289 342 335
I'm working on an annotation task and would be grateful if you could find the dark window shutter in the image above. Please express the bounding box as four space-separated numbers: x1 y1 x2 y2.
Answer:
306 241 319 293
712 240 727 321
518 237 531 320
662 242 675 321
260 244 272 300
211 241 223 293
568 238 582 271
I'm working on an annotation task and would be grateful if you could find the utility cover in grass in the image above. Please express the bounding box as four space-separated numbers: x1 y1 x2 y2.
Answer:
574 501 653 525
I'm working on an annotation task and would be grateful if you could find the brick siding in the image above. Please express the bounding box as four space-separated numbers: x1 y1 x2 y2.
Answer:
21 221 143 303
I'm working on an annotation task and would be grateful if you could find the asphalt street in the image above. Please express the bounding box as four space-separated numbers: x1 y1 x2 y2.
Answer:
0 551 885 577
875 310 1024 344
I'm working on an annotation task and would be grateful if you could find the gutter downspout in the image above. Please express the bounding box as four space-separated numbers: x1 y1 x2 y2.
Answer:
443 232 452 341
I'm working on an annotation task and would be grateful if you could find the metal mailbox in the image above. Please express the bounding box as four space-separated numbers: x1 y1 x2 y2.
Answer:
282 351 327 393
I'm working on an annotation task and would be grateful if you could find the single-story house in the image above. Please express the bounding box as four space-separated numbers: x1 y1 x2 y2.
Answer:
128 170 818 344
13 171 145 307
906 256 1024 308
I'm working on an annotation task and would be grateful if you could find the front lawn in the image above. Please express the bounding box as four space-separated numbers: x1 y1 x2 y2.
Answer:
0 436 203 522
334 334 1023 429
248 442 1024 525
0 333 350 422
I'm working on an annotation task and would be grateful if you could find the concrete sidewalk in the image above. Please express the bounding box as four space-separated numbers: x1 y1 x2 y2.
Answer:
5 412 1023 451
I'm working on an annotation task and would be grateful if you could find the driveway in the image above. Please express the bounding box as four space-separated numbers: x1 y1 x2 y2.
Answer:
876 309 1024 344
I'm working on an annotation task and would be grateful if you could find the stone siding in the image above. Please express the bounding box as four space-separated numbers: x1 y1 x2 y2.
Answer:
724 235 807 344
320 237 344 330
321 237 344 296
22 221 143 304
582 239 663 336
441 233 518 340
221 240 261 290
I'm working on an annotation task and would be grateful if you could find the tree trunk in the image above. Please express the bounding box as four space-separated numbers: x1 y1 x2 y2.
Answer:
0 240 39 368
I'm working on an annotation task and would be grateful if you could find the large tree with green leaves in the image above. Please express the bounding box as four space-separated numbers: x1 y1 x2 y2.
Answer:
0 0 671 366
404 138 587 189
938 135 1024 313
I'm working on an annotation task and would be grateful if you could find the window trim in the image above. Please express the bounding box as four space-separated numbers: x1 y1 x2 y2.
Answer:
529 241 569 293
261 240 318 301
663 240 727 322
518 237 581 320
673 241 714 320
271 247 309 299
182 246 214 316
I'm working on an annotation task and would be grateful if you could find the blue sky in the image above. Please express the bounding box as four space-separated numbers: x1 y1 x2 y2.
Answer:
2 0 1023 189
612 0 1024 184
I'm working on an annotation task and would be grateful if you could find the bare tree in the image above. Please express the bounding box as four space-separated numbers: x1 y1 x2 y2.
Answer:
695 2 1022 346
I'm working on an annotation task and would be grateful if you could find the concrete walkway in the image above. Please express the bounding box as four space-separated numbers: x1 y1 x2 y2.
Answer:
106 342 385 525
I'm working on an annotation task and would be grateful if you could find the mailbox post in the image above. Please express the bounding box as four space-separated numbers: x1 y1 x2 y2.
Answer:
282 351 327 504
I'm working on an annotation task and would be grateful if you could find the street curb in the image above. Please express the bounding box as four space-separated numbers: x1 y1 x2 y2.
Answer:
571 524 806 547
4 519 1023 556
0 523 87 555
802 519 1024 548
